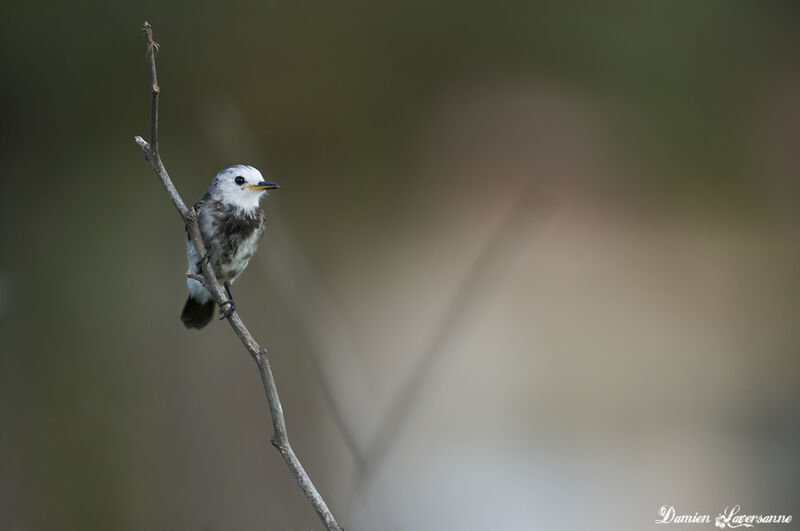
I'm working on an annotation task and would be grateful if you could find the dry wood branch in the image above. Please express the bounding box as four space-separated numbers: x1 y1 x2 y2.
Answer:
133 22 342 531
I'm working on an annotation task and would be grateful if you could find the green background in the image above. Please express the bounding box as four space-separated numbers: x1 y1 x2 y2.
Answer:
1 1 799 529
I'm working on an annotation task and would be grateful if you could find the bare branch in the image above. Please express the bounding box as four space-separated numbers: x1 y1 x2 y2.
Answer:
142 22 160 155
133 22 342 531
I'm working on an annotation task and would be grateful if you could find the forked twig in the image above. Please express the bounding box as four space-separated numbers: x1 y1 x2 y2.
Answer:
133 22 342 531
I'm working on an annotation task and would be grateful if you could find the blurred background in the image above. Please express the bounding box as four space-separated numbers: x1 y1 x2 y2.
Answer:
1 1 799 530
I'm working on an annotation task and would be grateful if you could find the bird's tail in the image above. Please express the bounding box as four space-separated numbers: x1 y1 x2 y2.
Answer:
181 296 215 329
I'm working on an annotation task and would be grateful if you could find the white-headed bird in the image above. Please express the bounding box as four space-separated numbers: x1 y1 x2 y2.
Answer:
181 165 278 329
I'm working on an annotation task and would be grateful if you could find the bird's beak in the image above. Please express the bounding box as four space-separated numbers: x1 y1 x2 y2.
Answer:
244 181 279 191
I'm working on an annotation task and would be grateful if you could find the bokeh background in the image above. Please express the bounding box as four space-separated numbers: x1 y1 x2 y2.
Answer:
1 1 799 530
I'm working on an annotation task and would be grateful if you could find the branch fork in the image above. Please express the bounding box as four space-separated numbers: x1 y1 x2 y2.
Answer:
133 22 342 531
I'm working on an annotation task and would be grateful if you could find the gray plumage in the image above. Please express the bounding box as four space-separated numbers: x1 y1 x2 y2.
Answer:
181 165 278 329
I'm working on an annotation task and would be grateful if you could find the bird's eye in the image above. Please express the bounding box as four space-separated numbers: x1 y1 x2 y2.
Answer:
234 176 246 186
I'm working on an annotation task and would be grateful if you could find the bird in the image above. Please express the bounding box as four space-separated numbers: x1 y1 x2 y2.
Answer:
181 165 278 329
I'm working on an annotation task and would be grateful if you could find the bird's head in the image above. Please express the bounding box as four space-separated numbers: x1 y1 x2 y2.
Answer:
209 165 279 211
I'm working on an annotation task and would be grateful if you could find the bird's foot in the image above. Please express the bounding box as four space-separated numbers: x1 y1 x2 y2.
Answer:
196 252 211 267
218 299 236 319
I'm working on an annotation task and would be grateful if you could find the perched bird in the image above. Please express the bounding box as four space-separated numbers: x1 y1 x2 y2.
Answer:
181 165 278 329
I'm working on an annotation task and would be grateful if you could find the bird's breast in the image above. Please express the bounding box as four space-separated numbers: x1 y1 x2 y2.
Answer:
199 203 265 283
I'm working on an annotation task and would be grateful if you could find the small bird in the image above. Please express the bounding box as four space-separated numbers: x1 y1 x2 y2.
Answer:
181 165 278 329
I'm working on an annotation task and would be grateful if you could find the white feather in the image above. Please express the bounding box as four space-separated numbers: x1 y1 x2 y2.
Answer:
210 165 270 212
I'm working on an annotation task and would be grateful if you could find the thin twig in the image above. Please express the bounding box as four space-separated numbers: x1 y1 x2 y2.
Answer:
142 23 159 156
133 22 342 531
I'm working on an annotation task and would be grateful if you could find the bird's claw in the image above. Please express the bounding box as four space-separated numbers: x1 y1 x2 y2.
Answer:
196 252 211 267
219 299 236 319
